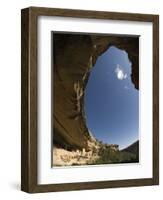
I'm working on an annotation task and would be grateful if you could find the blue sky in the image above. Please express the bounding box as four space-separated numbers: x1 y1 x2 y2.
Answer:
84 46 139 150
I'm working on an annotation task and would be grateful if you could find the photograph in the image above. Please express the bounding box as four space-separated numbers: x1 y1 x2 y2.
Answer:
21 7 159 193
53 33 139 167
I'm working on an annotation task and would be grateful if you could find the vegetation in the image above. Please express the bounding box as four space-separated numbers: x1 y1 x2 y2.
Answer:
88 147 138 165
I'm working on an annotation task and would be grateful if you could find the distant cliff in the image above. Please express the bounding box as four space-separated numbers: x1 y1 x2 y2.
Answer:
122 140 139 160
53 34 139 150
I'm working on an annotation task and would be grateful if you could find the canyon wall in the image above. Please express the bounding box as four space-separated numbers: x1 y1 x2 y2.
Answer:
53 34 139 150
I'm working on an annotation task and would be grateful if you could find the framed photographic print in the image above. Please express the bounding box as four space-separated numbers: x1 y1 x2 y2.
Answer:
21 7 159 193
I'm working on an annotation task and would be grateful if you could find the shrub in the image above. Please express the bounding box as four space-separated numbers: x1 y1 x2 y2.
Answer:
89 147 138 165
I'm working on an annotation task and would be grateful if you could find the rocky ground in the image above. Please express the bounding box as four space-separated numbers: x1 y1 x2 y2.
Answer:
52 132 120 166
52 136 138 166
52 147 99 166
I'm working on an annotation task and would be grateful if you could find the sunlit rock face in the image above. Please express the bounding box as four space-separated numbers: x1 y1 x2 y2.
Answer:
53 34 139 150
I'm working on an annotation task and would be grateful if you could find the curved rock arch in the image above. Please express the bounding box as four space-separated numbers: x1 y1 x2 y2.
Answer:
53 34 139 150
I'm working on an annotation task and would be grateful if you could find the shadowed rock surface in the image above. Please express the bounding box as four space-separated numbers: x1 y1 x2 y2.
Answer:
53 34 139 150
122 140 139 158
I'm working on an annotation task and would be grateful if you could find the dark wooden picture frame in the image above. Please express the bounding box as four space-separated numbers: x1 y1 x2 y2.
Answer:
21 7 159 193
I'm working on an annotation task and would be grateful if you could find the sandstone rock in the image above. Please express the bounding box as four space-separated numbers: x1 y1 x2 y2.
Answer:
53 34 139 150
